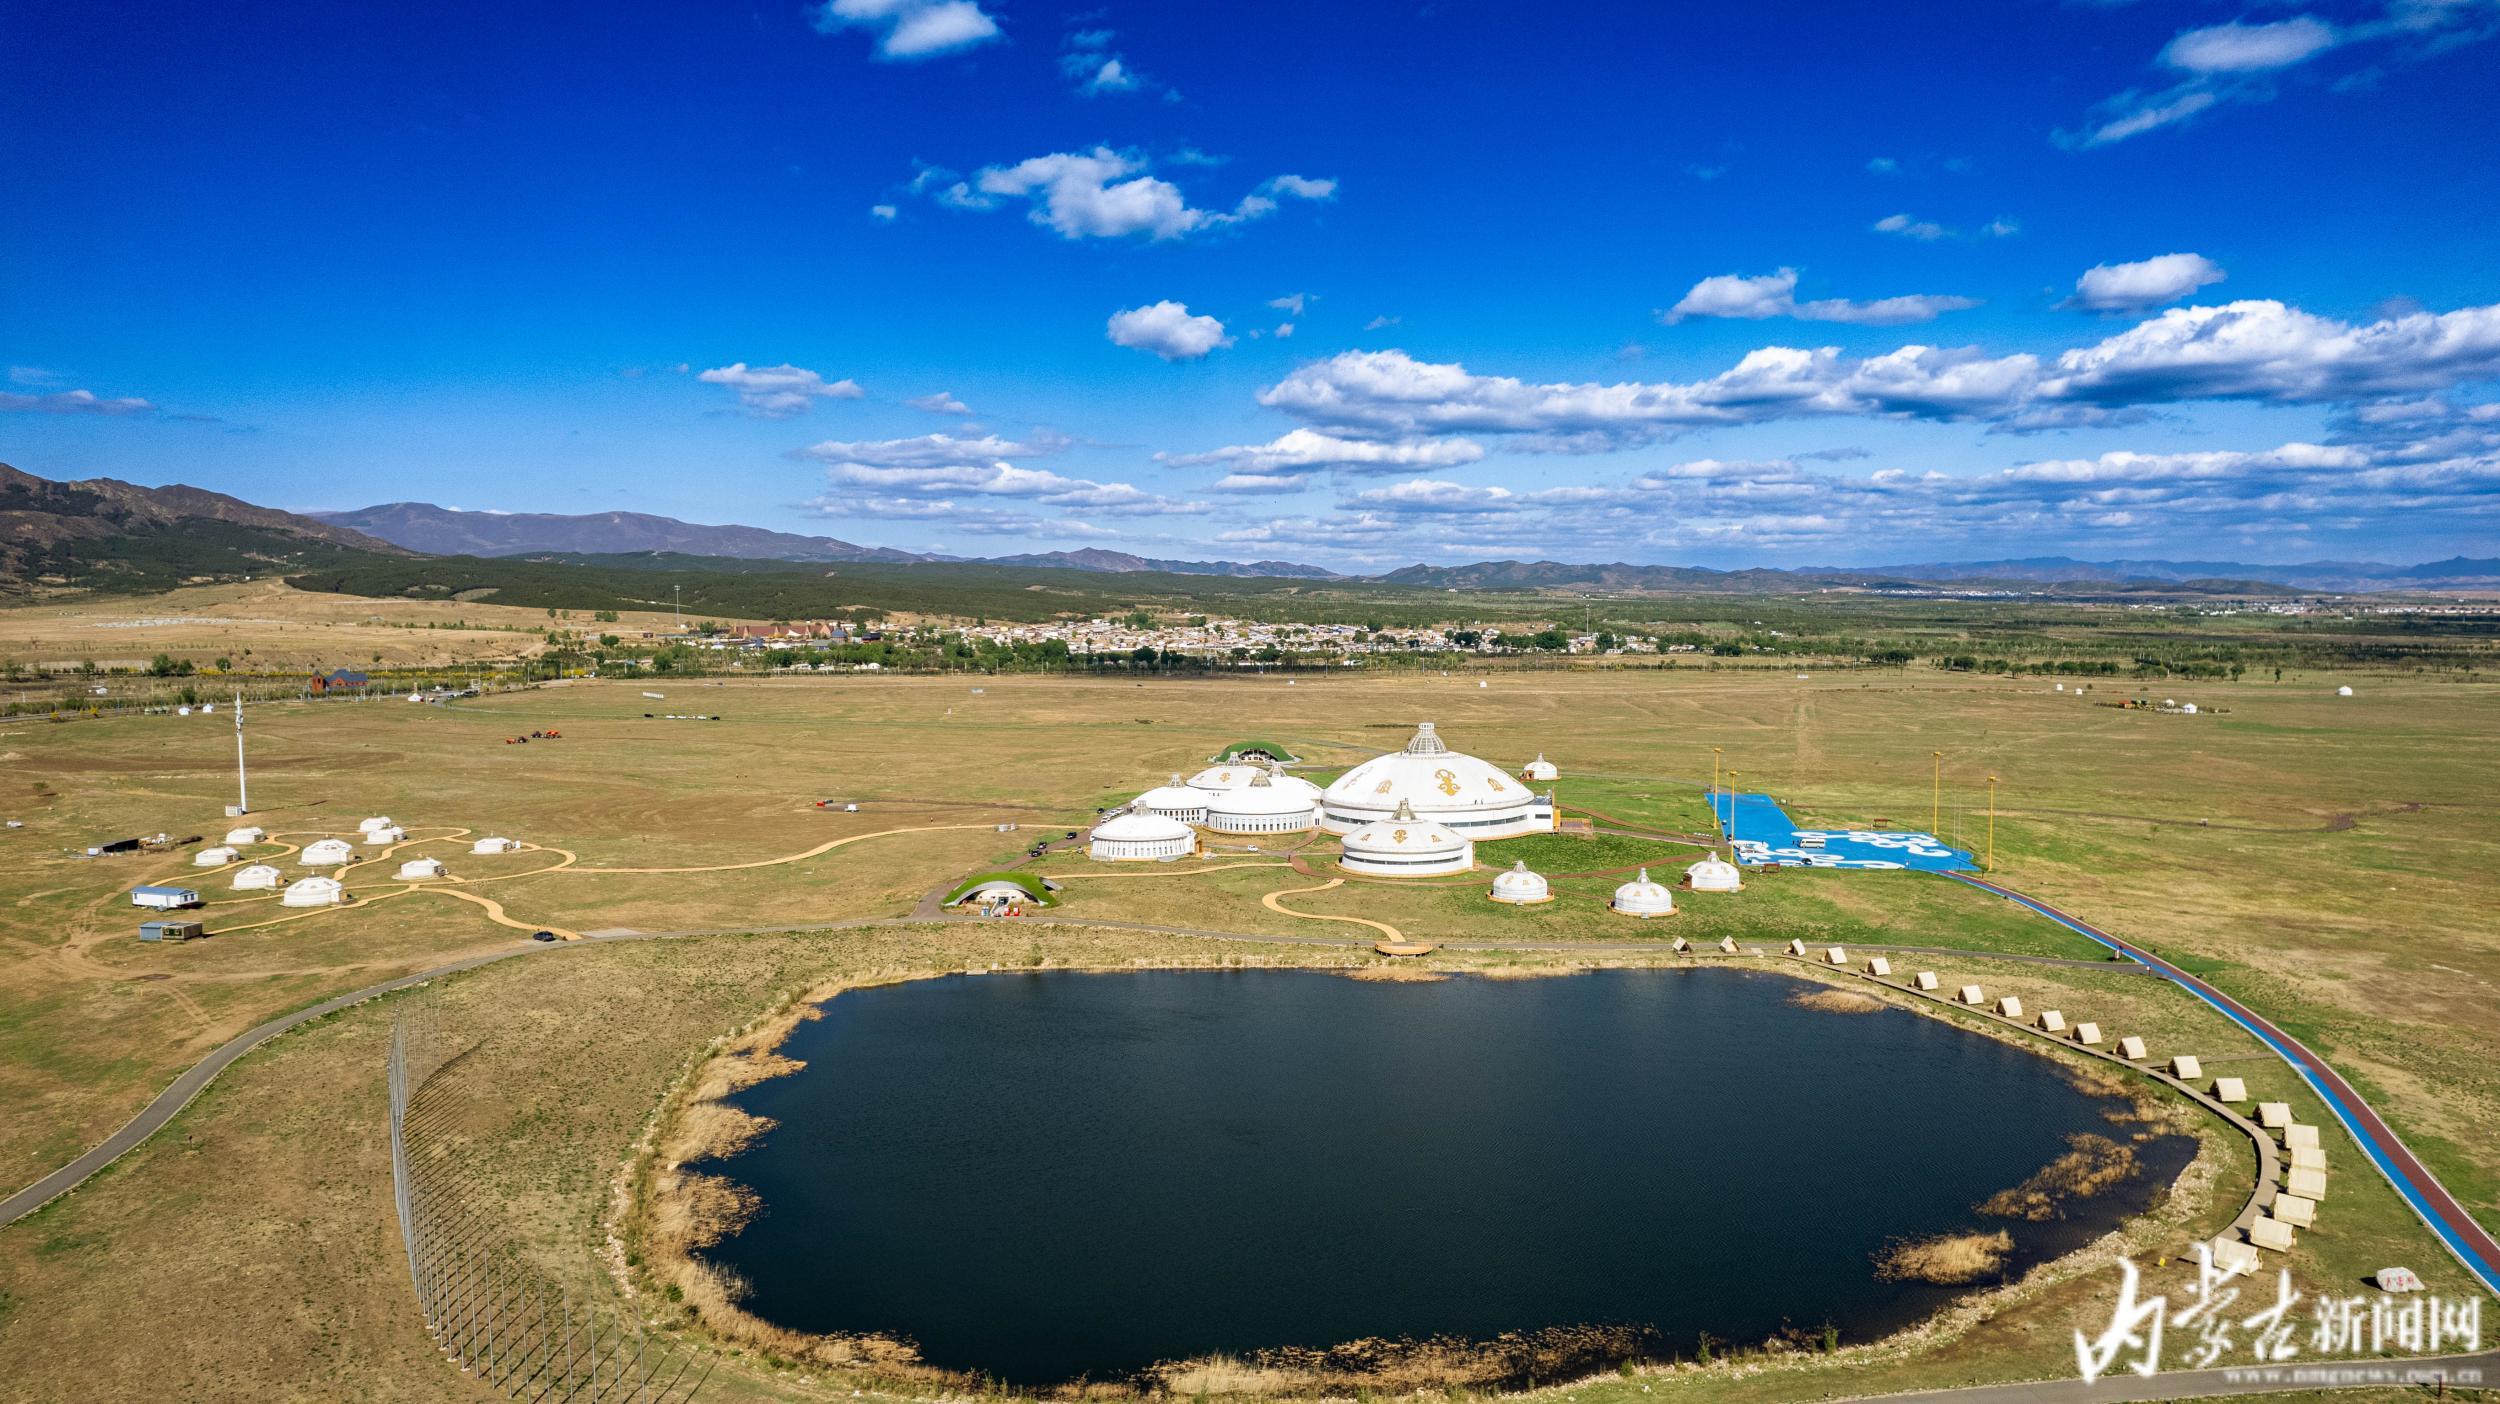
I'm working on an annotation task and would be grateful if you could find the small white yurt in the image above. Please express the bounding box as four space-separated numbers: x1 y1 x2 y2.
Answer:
224 825 266 846
301 838 355 865
1611 868 1677 918
281 875 346 907
1686 851 1744 893
357 816 397 835
1203 772 1319 835
471 836 521 855
396 857 446 880
193 845 240 867
1087 812 1197 862
1521 753 1559 781
1488 860 1551 905
231 863 284 891
1131 775 1211 824
362 825 406 845
1339 800 1474 878
2337 685 2354 697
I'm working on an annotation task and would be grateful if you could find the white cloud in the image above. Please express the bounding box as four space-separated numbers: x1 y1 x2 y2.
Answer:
1159 428 1487 483
1060 26 1164 96
870 203 898 221
1866 156 1901 175
1664 268 1979 326
1346 479 1523 513
1275 323 1295 339
2067 253 2228 312
1365 315 1401 331
2040 299 2500 405
905 391 971 415
926 148 1335 241
2068 87 2220 147
2161 17 2340 73
1269 293 1308 316
696 362 865 418
1106 301 1233 360
812 0 1001 61
1873 213 1948 241
800 432 1204 519
0 386 155 415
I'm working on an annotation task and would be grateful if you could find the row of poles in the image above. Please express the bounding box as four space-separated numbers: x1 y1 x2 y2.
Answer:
1708 746 2000 873
390 1013 712 1404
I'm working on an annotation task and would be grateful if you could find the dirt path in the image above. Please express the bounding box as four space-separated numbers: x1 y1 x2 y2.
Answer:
1260 877 1409 943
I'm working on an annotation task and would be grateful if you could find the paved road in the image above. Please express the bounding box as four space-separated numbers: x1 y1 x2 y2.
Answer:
1855 1350 2496 1402
1952 873 2500 1298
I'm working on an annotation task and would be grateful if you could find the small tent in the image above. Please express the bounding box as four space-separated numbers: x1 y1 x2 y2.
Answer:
224 825 266 845
232 864 284 891
193 845 240 867
471 836 521 854
357 816 397 834
362 825 406 845
281 875 346 907
396 857 447 880
301 838 355 865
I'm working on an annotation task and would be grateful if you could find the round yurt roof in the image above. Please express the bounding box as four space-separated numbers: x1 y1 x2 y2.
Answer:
195 846 239 865
1092 811 1195 843
224 826 265 845
1322 723 1525 817
1613 868 1676 913
1134 775 1206 810
284 875 343 899
1687 851 1742 889
1207 771 1317 816
1490 860 1549 899
1522 753 1559 778
357 816 396 833
233 863 284 887
1343 799 1468 857
1184 762 1264 793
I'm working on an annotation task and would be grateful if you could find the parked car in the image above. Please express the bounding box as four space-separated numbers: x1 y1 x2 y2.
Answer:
530 930 559 942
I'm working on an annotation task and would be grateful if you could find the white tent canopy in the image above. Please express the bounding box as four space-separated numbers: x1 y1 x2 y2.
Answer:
301 838 355 865
281 875 346 907
231 863 284 890
1611 868 1676 917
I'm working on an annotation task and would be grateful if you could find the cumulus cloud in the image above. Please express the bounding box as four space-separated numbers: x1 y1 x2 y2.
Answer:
1873 213 1948 241
0 386 156 415
2162 17 2340 73
811 0 1001 61
1252 297 2500 446
1106 301 1233 360
1060 26 1165 96
920 148 1335 241
799 432 1205 521
1159 428 1487 490
1664 268 1980 326
2066 253 2228 312
905 391 972 415
1269 293 1309 316
696 362 865 417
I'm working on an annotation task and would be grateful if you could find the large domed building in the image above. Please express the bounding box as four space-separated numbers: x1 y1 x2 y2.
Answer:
1203 771 1319 835
1131 775 1210 823
1087 812 1198 862
1320 723 1554 839
1339 800 1474 877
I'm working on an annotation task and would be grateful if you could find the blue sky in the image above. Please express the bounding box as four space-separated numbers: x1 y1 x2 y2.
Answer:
6 0 2499 568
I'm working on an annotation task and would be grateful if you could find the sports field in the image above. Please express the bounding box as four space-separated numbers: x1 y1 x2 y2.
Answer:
1 661 2494 1400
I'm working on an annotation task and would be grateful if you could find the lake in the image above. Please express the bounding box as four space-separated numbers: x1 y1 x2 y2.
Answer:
695 967 2191 1384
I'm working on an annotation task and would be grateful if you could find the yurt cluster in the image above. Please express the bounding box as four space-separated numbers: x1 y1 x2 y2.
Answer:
1089 722 1743 916
203 816 527 910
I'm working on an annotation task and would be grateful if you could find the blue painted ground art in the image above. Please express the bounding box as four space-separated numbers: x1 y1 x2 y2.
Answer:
1709 791 1976 872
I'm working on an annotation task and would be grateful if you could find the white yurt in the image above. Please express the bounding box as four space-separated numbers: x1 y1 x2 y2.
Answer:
1131 774 1211 823
1611 868 1677 918
1183 762 1263 795
362 825 406 845
1321 723 1550 839
193 845 240 867
1488 860 1551 904
1087 812 1197 862
1686 851 1744 893
1521 753 1560 781
301 838 355 865
231 863 284 891
396 857 447 880
2337 685 2354 697
357 816 397 835
1204 772 1320 835
223 825 266 845
281 875 346 907
1339 800 1475 877
471 836 521 855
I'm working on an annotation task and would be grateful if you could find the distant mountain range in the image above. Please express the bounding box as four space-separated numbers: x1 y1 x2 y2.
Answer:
5 467 2496 598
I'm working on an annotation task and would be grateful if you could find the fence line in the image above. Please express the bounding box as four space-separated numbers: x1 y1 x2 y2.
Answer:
389 1009 711 1404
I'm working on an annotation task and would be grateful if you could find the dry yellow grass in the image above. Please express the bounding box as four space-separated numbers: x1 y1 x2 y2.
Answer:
1873 1230 2016 1285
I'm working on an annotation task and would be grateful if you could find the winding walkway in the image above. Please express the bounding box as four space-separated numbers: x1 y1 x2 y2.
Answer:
1950 873 2500 1297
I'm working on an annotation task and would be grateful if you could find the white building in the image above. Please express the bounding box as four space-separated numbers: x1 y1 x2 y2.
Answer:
471 836 521 854
1131 775 1211 824
1686 851 1743 892
1488 860 1552 904
1320 722 1553 839
301 838 355 865
194 845 240 867
1339 800 1475 877
231 863 284 891
1184 761 1264 794
362 825 406 845
1203 772 1319 835
1611 868 1677 918
1088 812 1198 862
224 825 266 845
357 816 397 835
396 857 447 880
1521 753 1559 781
281 875 346 907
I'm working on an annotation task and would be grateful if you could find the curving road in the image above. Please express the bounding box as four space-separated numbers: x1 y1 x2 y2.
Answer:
1951 873 2500 1297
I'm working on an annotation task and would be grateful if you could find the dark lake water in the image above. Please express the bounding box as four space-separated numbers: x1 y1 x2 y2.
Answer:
696 968 2191 1384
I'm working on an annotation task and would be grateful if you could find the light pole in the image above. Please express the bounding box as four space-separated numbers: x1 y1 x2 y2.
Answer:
233 690 249 814
1931 750 1942 838
1726 771 1740 853
1712 746 1723 825
1986 774 1999 874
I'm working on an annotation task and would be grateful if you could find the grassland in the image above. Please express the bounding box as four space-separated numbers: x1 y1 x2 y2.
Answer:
0 658 2495 1401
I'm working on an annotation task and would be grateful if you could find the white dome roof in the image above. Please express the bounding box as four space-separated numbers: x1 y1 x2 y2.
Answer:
1687 851 1743 891
194 846 240 866
1612 868 1676 916
357 816 397 833
301 838 355 864
1322 723 1528 818
1207 772 1316 815
1522 753 1559 779
1186 763 1263 792
1133 775 1206 810
1490 860 1550 901
1091 811 1195 844
1343 799 1468 858
232 863 284 890
281 875 345 906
